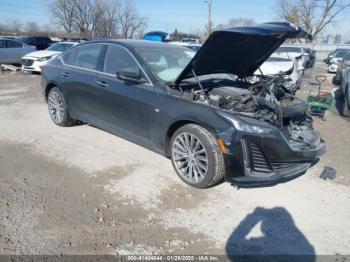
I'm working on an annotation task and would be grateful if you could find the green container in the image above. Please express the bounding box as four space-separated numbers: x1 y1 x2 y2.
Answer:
307 90 333 111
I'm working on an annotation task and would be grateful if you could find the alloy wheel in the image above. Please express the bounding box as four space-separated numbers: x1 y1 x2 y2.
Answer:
172 133 208 183
48 91 64 124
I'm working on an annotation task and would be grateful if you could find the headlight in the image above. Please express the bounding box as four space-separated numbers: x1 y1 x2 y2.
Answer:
37 56 52 62
218 112 273 135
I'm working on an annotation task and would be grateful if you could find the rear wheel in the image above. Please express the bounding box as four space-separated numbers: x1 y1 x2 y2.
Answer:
170 124 225 189
47 87 76 126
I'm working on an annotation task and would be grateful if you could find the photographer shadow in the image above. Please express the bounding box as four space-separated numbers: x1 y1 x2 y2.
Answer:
226 207 315 262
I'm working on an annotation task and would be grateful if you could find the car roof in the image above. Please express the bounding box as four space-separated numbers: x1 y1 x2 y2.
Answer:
56 41 79 45
85 39 188 50
0 37 22 42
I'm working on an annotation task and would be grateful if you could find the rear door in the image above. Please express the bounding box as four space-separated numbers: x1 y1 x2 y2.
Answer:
4 40 23 64
59 43 106 120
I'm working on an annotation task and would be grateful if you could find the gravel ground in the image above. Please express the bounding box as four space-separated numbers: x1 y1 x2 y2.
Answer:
0 62 349 257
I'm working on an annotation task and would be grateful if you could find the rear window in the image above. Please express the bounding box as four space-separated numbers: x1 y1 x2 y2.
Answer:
74 44 104 70
5 40 23 48
61 48 78 65
62 44 104 70
0 40 4 48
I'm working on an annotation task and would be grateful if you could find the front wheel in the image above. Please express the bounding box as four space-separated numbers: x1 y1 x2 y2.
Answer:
170 124 225 189
47 87 76 126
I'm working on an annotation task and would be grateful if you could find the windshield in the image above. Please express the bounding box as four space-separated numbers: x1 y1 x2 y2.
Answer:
47 43 74 52
136 46 195 82
17 36 30 43
277 46 302 53
267 57 291 62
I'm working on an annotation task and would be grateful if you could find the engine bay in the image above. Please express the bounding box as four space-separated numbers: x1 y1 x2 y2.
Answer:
175 75 321 148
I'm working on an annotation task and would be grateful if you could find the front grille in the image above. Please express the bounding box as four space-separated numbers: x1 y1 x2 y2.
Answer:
271 162 304 170
22 59 34 66
248 142 272 173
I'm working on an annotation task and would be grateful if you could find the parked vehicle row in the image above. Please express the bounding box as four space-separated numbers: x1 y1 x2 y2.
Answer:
0 37 36 65
41 22 325 189
327 50 350 73
327 48 350 117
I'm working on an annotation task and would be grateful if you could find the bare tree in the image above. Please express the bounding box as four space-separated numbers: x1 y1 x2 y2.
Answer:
215 17 256 31
25 22 41 35
49 0 147 38
5 20 23 35
72 0 95 37
118 0 147 39
275 0 350 38
92 0 119 38
50 0 76 34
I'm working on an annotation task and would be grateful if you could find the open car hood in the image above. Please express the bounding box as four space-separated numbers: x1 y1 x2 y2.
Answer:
174 22 311 85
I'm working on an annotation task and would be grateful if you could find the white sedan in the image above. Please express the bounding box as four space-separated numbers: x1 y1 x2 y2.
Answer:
22 42 78 72
255 56 303 90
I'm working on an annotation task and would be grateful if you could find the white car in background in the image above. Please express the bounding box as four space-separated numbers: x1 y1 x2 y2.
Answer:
273 46 307 71
327 51 350 73
255 56 303 90
22 42 78 72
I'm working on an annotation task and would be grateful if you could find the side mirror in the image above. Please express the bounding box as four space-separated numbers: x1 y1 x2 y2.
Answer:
116 71 147 84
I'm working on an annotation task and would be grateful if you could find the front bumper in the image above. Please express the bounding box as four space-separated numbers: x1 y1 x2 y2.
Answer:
22 57 48 73
221 127 326 187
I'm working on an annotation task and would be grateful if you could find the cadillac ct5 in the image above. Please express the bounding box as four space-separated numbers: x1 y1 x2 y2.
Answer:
41 22 325 188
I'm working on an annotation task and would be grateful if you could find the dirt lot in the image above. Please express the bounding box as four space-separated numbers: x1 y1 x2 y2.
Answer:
0 61 349 258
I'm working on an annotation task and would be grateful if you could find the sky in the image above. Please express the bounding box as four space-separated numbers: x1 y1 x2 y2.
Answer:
1 0 349 37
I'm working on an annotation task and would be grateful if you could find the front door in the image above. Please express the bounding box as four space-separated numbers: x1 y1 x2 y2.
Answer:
94 44 157 145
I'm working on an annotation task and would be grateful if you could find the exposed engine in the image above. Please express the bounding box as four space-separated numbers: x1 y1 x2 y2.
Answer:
178 75 320 148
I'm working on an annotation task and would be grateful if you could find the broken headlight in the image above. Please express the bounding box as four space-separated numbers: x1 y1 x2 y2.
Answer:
218 112 273 135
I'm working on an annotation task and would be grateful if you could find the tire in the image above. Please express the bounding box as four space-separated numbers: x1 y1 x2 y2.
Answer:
170 124 225 189
47 87 76 126
341 89 350 117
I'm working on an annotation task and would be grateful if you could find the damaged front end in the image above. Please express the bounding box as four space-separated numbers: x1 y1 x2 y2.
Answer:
168 22 324 185
179 75 322 150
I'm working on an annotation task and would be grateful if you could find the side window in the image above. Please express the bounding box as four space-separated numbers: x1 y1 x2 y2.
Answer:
0 40 4 48
27 38 37 45
73 44 104 70
103 45 141 75
61 47 78 65
5 40 23 48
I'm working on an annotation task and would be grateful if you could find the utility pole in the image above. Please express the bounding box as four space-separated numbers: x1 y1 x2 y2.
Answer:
204 0 212 37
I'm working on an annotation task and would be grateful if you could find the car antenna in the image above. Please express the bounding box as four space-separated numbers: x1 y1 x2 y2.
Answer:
192 69 209 100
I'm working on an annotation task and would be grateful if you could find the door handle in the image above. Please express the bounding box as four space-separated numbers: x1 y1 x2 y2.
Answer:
61 72 70 77
97 81 108 88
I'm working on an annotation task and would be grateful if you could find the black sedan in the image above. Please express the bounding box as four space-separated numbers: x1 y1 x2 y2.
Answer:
41 22 325 188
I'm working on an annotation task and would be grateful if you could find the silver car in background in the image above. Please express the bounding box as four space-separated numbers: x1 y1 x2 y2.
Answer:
0 38 36 65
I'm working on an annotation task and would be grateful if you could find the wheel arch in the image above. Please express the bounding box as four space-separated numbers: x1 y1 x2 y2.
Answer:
164 119 217 157
44 82 60 101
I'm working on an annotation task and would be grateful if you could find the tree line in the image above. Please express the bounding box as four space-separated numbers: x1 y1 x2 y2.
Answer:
50 0 147 38
1 0 349 41
0 0 147 39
